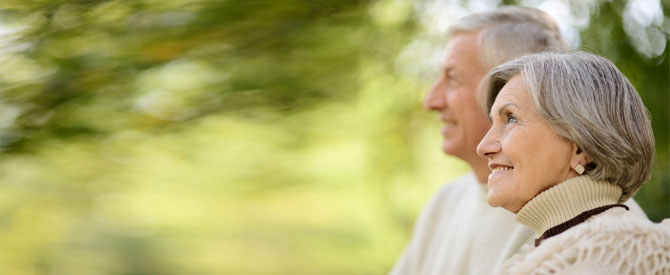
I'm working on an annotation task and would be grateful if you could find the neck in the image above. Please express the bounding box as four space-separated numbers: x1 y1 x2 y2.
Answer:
514 175 622 238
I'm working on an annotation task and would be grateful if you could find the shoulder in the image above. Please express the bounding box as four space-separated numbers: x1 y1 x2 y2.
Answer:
433 173 479 199
406 173 483 238
582 208 670 237
420 173 481 215
389 173 485 274
622 198 647 218
502 208 670 274
550 208 670 255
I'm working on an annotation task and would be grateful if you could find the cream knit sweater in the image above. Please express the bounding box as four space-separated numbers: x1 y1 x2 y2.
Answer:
496 176 670 275
390 173 534 275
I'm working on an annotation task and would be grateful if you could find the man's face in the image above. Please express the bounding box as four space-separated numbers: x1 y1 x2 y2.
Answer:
423 32 492 163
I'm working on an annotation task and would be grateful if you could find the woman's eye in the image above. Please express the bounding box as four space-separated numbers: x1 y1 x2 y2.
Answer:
506 114 518 124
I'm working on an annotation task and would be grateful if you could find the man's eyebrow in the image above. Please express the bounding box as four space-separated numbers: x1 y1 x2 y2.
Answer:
489 102 520 119
439 65 453 72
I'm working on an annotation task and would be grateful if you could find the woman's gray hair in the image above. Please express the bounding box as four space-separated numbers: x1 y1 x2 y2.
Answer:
479 52 655 202
448 6 570 69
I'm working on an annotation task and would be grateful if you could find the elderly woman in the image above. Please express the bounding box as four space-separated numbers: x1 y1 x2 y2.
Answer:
475 52 670 274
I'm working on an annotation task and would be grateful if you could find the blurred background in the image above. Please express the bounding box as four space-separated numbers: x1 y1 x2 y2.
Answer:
0 0 666 274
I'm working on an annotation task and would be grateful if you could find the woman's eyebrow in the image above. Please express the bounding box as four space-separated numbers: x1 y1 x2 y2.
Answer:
490 102 520 119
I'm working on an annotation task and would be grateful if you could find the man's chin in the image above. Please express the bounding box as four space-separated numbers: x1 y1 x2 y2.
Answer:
441 139 464 157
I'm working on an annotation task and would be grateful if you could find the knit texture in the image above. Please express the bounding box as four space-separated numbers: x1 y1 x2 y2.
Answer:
389 173 534 275
497 176 670 274
515 175 622 238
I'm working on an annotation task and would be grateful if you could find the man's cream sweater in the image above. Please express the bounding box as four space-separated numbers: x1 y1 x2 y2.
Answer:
390 173 534 275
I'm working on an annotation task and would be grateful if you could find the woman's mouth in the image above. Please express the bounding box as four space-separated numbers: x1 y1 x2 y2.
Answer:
491 166 513 173
489 166 514 181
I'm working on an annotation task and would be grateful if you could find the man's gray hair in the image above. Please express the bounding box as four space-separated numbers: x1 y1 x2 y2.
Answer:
479 52 655 202
448 6 569 69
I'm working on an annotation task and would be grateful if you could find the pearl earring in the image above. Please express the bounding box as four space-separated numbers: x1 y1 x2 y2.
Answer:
575 164 585 175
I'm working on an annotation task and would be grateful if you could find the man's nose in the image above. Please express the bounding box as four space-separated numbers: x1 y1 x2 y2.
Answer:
423 81 446 111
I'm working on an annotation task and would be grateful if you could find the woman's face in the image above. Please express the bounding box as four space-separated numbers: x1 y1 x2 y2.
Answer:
476 75 579 213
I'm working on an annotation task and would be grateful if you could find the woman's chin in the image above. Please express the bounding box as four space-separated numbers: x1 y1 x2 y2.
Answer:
486 192 518 213
486 192 502 208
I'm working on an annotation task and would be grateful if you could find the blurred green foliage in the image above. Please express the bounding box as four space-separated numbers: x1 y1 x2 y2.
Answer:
0 0 666 274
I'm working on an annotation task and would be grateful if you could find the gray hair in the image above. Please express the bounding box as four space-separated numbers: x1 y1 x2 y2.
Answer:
448 6 570 69
479 52 655 202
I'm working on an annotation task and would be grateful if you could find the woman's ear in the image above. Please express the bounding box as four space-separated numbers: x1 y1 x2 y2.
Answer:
570 143 591 174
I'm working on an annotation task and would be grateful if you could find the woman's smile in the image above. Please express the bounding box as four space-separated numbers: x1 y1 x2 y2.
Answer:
488 165 514 181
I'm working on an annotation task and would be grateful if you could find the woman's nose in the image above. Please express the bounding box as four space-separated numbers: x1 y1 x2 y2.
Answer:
477 129 501 159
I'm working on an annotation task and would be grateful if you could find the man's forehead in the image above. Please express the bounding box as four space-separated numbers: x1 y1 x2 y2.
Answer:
438 51 461 71
439 32 479 70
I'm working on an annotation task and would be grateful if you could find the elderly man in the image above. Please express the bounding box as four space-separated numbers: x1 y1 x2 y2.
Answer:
390 6 645 275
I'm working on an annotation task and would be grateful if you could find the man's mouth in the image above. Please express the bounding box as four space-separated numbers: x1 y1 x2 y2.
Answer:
441 119 457 125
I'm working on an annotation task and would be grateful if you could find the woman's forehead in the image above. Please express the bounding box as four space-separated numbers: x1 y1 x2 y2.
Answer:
491 76 529 112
